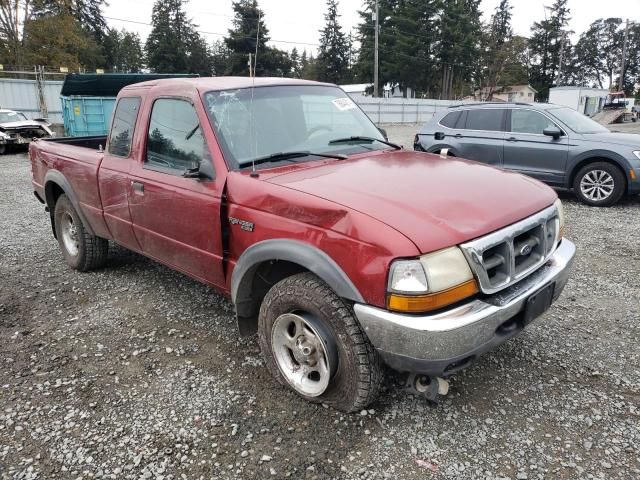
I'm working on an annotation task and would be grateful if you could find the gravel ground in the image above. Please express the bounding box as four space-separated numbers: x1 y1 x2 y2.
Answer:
1 145 639 480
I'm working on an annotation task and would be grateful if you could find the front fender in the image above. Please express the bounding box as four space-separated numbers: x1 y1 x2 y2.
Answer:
231 239 364 305
231 239 365 336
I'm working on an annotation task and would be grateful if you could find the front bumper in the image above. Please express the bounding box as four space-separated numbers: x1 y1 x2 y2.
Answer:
354 239 576 377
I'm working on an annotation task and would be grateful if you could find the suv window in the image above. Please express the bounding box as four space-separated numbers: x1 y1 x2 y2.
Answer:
510 109 556 134
440 111 461 128
146 99 208 173
108 97 140 157
464 109 505 131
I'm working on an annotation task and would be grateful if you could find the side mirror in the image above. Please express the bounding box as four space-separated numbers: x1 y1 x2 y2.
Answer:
183 159 215 180
543 126 562 139
378 127 388 140
434 131 445 141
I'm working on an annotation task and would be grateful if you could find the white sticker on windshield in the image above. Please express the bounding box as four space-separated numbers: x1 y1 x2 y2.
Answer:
332 97 356 111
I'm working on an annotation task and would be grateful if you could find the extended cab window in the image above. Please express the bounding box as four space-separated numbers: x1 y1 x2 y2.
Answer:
510 109 556 134
440 111 461 128
464 109 505 131
146 99 209 174
108 97 140 157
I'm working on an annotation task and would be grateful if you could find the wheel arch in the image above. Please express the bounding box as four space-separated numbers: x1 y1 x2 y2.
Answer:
44 170 95 238
231 239 364 337
568 153 629 192
427 144 458 156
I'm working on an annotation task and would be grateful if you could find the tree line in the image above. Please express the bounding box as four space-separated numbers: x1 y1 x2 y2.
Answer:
0 0 638 101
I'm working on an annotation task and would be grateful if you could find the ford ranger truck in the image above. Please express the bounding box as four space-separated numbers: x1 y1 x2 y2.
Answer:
29 78 576 412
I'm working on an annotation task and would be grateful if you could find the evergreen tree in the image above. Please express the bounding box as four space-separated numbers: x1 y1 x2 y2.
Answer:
391 0 440 97
481 0 514 99
211 39 232 76
528 0 571 100
437 0 483 99
290 47 301 78
119 31 144 73
146 0 191 72
146 0 210 74
225 0 269 75
316 0 349 84
224 0 293 76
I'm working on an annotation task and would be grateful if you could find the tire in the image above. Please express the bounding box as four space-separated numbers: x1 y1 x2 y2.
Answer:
54 194 108 271
258 272 383 412
573 162 625 207
0 144 6 155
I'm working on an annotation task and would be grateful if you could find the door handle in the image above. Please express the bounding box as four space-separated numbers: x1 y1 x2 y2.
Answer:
506 137 517 142
131 181 144 194
454 134 463 139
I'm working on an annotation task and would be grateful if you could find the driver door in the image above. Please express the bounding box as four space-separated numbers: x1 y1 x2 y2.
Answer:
128 97 225 289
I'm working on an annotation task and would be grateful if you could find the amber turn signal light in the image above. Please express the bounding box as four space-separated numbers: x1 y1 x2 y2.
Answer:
387 279 479 313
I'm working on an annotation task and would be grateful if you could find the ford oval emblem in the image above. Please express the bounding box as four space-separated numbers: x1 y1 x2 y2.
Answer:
520 244 532 256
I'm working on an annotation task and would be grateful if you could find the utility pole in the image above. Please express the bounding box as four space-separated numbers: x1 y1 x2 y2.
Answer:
248 53 253 77
373 0 379 97
618 19 630 91
556 32 566 86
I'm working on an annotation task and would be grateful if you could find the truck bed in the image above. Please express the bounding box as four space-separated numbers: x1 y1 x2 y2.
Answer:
30 135 109 239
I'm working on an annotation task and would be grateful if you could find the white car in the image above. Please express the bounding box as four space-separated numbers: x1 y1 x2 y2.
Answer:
0 109 55 154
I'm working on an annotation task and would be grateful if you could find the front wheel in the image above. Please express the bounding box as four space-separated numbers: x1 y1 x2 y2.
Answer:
54 194 109 271
258 272 383 412
573 162 625 207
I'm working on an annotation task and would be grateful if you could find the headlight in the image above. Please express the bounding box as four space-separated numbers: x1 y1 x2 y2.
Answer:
387 247 478 313
632 151 640 160
554 198 565 238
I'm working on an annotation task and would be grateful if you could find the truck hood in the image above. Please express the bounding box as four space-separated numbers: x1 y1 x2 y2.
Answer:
580 132 640 148
263 151 557 253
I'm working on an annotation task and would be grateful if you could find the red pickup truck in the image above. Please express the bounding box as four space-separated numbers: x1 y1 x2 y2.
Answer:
30 77 576 411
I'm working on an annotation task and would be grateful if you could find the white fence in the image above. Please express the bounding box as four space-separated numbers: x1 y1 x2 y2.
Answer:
353 97 467 124
0 77 468 127
0 78 64 123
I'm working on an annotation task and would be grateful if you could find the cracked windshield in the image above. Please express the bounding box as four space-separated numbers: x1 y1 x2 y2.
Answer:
204 85 386 167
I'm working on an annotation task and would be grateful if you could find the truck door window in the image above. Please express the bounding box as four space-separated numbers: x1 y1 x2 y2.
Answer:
108 97 141 157
510 109 556 135
145 98 210 174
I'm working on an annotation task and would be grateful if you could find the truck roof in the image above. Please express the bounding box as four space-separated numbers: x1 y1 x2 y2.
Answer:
121 76 333 93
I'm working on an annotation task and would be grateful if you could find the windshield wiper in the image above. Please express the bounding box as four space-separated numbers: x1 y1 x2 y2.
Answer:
242 150 348 168
328 136 402 150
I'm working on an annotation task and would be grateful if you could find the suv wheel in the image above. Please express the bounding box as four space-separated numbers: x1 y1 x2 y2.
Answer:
573 162 625 207
258 272 383 412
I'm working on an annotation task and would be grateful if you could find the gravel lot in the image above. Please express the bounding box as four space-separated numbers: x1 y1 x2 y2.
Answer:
1 141 639 480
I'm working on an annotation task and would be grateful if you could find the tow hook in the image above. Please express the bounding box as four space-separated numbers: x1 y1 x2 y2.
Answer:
404 373 449 404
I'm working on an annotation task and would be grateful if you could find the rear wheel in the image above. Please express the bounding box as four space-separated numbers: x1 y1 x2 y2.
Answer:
258 272 383 412
573 162 625 207
0 144 6 155
54 194 109 271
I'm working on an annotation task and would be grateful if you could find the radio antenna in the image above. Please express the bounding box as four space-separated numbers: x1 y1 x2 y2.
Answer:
249 10 261 178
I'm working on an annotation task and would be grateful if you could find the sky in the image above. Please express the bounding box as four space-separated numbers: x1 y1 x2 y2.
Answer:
104 0 640 55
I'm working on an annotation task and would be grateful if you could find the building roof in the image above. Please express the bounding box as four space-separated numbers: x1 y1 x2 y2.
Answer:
550 86 609 92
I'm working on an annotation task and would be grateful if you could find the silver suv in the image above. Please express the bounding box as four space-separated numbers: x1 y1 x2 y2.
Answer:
414 103 640 206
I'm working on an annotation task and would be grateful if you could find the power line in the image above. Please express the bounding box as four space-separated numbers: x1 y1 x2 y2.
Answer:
104 16 321 47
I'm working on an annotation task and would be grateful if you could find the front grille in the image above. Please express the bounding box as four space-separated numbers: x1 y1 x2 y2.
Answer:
460 205 560 294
